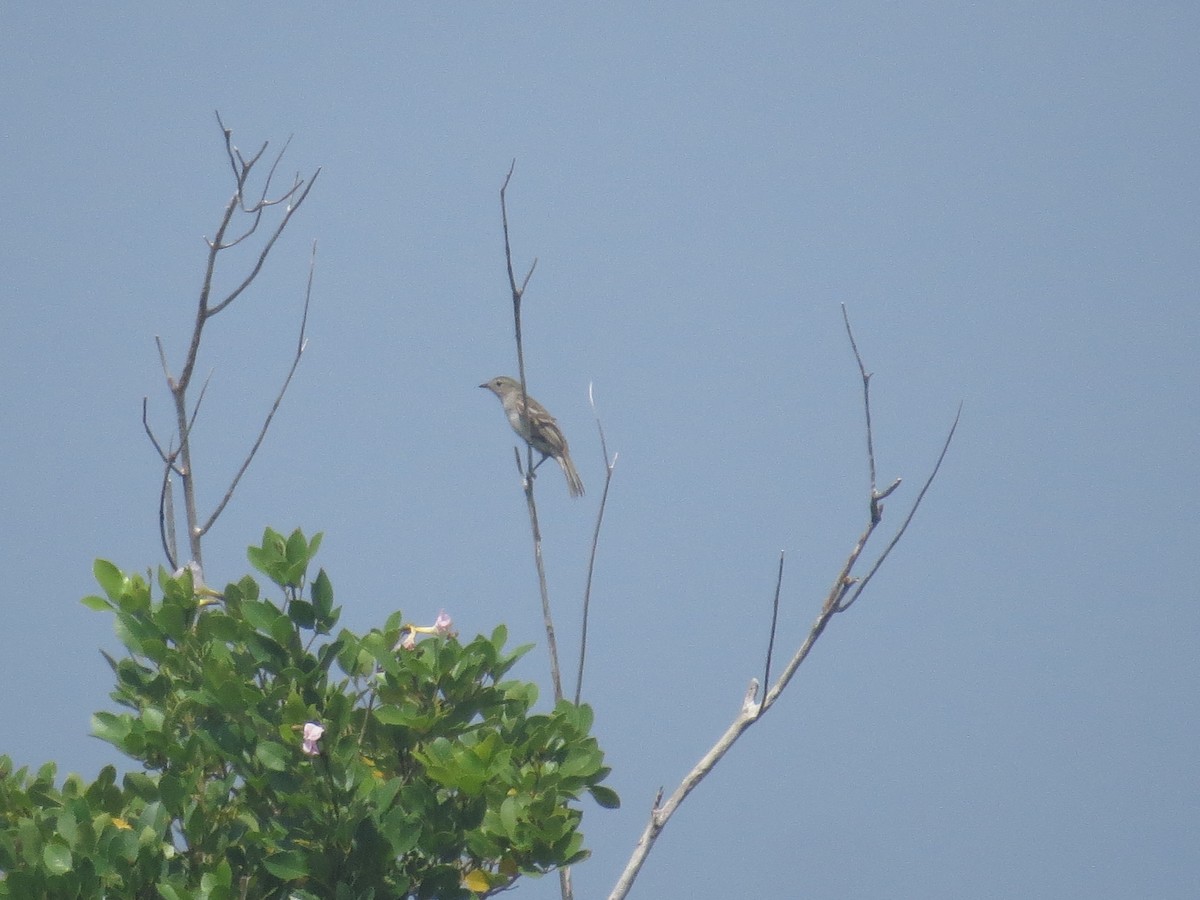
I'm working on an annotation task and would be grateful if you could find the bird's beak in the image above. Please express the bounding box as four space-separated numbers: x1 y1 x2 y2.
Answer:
478 382 489 390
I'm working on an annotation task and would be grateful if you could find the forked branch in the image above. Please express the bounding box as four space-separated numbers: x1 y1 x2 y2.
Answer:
145 115 318 571
608 310 959 900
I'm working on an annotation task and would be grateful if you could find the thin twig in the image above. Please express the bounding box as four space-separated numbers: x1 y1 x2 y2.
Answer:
574 382 617 705
142 397 174 469
842 304 888 523
199 244 315 538
154 336 177 394
186 369 214 438
839 403 961 611
762 552 784 693
209 170 319 317
158 459 176 570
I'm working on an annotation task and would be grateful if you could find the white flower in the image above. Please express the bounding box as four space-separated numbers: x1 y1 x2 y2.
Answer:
301 722 325 756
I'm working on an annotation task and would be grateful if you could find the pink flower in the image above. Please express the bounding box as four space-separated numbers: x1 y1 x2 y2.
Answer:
393 611 455 650
301 722 325 756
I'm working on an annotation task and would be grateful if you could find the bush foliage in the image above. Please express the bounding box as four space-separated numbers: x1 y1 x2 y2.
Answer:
0 527 616 898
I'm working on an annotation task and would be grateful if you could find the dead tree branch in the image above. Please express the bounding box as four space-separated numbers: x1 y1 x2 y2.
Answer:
199 241 316 538
608 310 959 900
498 164 565 707
145 115 318 571
574 382 618 705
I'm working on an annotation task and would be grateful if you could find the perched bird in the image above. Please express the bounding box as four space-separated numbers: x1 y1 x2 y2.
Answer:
479 375 585 497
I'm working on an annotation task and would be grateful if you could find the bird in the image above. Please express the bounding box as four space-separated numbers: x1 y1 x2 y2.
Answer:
479 375 585 497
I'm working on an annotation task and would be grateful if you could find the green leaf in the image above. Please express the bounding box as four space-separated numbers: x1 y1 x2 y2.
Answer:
285 528 309 565
559 745 602 779
373 706 415 727
263 526 286 555
312 569 334 616
263 850 309 880
93 559 125 600
242 599 282 632
499 796 521 838
288 599 316 629
588 785 621 809
91 712 131 747
81 594 113 611
42 841 72 874
255 741 290 772
153 601 187 641
490 623 508 648
55 808 79 848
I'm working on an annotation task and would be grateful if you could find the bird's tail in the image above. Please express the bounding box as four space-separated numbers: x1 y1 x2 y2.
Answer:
559 453 585 498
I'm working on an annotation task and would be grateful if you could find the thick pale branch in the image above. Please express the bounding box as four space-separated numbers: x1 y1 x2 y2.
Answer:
609 698 759 900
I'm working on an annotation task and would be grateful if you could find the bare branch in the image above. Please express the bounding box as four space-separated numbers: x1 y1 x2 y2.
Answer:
520 258 538 296
501 161 519 304
522 478 564 703
842 304 877 498
877 477 902 501
297 240 317 355
142 397 174 469
220 149 306 250
609 314 959 900
244 133 293 212
574 382 618 704
182 190 239 394
839 403 961 612
215 109 268 203
149 117 318 568
198 244 316 538
186 369 214 438
155 336 175 389
499 164 565 706
609 689 761 900
215 111 238 185
158 461 177 571
208 169 320 317
218 202 268 250
761 551 785 692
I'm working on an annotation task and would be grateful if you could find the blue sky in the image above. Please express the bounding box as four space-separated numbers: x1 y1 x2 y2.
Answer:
2 4 1197 898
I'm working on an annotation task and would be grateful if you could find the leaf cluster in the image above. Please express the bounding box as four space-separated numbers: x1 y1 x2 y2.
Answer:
0 527 616 898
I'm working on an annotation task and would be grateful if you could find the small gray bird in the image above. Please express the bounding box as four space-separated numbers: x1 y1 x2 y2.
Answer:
479 375 585 497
